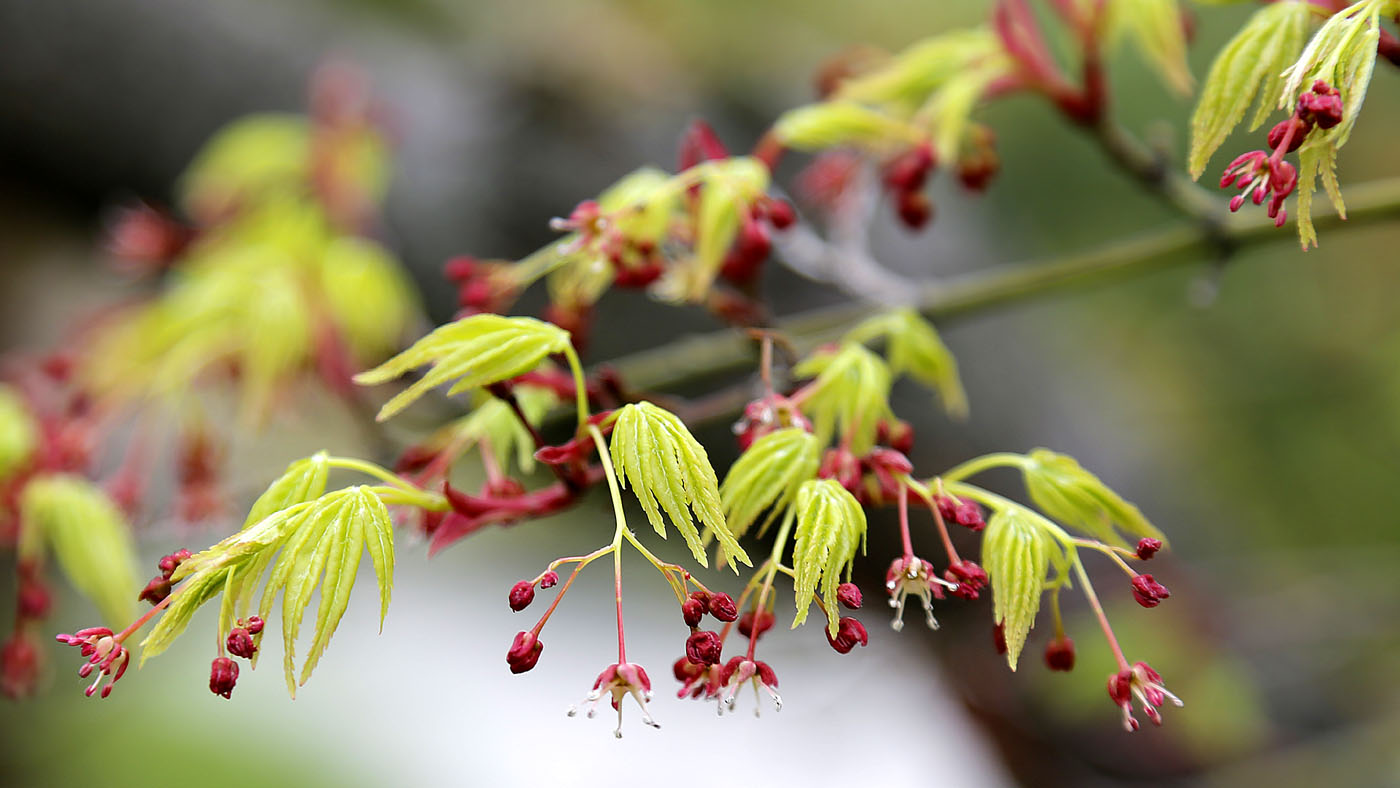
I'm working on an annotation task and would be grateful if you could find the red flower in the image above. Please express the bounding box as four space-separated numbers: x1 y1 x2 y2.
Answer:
209 657 239 700
568 662 659 738
717 657 781 716
1130 574 1170 608
55 627 129 699
1107 661 1182 731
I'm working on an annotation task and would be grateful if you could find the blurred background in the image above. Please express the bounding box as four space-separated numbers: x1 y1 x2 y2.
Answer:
3 1 1400 786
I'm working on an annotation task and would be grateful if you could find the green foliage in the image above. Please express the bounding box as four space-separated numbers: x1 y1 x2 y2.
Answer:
773 101 922 154
1282 0 1388 248
609 402 750 569
144 478 395 697
0 385 37 483
776 27 1012 161
353 314 572 421
243 452 331 529
1106 0 1194 96
792 342 895 455
19 475 140 625
1021 448 1164 547
178 114 312 222
448 385 560 474
320 238 419 363
1188 1 1315 178
982 506 1053 670
719 427 822 541
845 308 968 419
790 479 867 635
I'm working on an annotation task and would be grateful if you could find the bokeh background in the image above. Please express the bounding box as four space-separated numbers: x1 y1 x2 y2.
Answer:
3 1 1400 786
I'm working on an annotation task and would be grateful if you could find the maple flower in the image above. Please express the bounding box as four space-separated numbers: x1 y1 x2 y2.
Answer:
885 556 957 631
1107 661 1183 731
568 662 660 738
55 627 130 699
717 656 781 717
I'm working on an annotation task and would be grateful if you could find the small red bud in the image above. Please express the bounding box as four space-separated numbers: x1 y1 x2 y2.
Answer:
506 631 543 674
539 571 560 589
1044 635 1076 671
765 198 796 230
226 628 257 659
685 631 723 666
508 580 536 612
895 189 932 230
708 593 738 622
836 583 863 609
738 610 775 639
826 617 869 654
157 549 192 579
884 143 935 192
681 598 706 628
1130 574 1171 608
209 657 239 699
138 575 172 606
17 581 51 620
1266 117 1311 153
244 616 265 635
1135 538 1163 561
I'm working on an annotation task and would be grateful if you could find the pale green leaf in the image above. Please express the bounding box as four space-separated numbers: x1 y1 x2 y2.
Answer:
792 342 895 455
790 479 867 635
320 238 419 363
836 29 1004 110
1021 449 1163 548
178 114 310 221
1107 0 1194 96
847 309 967 419
983 506 1052 670
609 402 750 569
20 476 139 626
353 314 572 421
243 452 330 530
773 101 922 153
720 428 822 542
0 385 37 483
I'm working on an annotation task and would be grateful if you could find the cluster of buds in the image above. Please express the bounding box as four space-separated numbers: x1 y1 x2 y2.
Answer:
1220 80 1343 228
934 493 987 532
883 141 936 230
568 661 660 737
139 548 191 606
203 615 265 699
678 120 796 287
826 582 869 654
507 571 558 613
679 591 737 667
1 560 52 698
55 627 130 699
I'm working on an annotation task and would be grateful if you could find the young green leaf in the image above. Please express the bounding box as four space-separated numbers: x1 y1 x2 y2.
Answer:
1106 0 1194 97
719 427 822 541
0 385 37 483
790 479 867 636
982 506 1053 670
177 114 311 221
1021 448 1164 548
20 475 140 626
451 385 560 474
773 101 923 153
1188 1 1314 178
243 452 331 530
320 237 419 363
792 342 895 455
352 314 572 421
835 28 1004 110
609 402 750 569
846 309 968 419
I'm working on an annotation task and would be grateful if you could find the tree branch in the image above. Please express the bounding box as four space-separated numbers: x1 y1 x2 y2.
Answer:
609 176 1400 398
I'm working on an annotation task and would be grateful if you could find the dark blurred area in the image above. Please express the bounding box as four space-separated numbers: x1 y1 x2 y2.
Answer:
3 1 1400 786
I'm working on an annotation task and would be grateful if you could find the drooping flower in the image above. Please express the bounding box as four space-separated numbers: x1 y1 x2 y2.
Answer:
885 556 956 631
55 627 129 699
1107 661 1183 731
716 657 781 717
568 662 660 738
